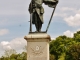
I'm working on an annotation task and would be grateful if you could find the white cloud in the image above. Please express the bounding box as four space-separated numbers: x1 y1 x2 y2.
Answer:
64 14 80 27
0 29 9 36
1 41 9 46
0 37 27 56
63 30 73 37
54 7 76 18
10 37 27 50
51 38 55 40
54 6 80 19
56 7 80 27
1 41 11 50
3 37 26 50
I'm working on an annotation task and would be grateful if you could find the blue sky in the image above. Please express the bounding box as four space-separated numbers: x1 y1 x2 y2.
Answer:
0 0 80 57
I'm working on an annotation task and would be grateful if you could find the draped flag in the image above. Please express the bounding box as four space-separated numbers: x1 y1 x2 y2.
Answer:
44 0 59 32
43 0 58 8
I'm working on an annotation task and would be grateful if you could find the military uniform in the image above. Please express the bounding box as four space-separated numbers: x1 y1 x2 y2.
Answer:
29 0 44 32
29 0 58 32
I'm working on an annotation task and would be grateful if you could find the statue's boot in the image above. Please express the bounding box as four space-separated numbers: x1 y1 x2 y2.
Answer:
35 23 42 32
35 19 42 32
35 23 38 32
38 24 42 32
38 22 42 32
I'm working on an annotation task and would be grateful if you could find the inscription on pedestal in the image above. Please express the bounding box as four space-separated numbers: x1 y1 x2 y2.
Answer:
30 45 44 56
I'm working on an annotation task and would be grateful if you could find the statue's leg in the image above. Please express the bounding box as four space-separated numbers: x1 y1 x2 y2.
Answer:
39 24 42 32
37 17 42 32
34 12 42 32
35 18 41 32
32 12 38 32
35 13 39 32
35 23 38 32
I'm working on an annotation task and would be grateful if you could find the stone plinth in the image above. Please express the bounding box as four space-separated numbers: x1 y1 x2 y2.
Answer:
24 33 51 60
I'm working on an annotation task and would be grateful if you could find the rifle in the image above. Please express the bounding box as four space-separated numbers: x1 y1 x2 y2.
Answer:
29 0 33 33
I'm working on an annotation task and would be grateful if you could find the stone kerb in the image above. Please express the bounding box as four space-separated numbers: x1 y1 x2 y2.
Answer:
24 33 51 42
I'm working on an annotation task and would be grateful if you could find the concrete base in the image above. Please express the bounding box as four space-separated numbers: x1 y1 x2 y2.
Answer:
24 33 51 60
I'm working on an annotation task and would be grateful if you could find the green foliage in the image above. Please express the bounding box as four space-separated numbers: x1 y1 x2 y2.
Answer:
58 53 65 60
4 49 17 57
65 44 80 60
0 51 27 60
50 31 80 60
74 31 80 42
50 54 56 60
50 35 69 60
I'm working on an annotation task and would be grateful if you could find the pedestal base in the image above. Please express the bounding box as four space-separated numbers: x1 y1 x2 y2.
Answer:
24 33 51 60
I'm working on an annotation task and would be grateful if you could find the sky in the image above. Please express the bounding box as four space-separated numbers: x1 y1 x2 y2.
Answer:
0 0 80 57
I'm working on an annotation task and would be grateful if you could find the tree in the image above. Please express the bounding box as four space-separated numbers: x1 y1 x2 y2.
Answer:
50 35 68 60
65 44 80 60
10 54 18 60
50 54 56 60
50 35 76 60
74 31 80 42
17 52 27 60
4 49 17 58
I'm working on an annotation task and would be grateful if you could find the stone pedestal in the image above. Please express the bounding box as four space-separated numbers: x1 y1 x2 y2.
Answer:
24 33 51 60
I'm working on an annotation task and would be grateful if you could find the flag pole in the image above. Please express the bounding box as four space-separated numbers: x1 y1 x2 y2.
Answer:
46 5 57 33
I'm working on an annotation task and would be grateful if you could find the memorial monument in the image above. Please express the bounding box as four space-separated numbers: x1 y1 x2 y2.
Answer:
24 0 59 60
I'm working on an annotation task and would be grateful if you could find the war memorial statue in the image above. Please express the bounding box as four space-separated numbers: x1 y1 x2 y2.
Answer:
29 0 58 33
24 0 59 60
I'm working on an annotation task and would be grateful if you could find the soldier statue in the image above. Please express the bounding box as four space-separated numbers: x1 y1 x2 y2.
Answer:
29 0 58 32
